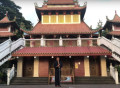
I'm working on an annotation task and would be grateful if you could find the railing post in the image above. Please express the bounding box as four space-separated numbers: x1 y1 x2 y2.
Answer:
97 37 101 46
23 38 26 47
110 63 113 75
77 35 81 46
115 68 119 84
9 39 12 55
59 36 63 46
7 69 10 85
41 35 45 46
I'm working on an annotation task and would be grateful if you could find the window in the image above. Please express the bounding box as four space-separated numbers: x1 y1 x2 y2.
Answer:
51 15 56 23
43 15 49 23
58 15 64 23
73 15 80 23
65 15 71 23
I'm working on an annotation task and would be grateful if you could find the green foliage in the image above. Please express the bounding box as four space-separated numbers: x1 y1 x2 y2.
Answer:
0 72 7 84
101 30 108 37
0 61 10 84
0 0 32 30
117 66 120 78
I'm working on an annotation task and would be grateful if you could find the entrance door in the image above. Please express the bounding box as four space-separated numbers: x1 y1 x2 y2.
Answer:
89 56 101 76
49 57 74 83
23 57 34 77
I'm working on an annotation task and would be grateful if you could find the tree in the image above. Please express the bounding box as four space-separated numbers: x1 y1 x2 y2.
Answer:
0 0 32 30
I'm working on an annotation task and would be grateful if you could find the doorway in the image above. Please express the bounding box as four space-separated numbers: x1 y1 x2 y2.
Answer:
89 56 101 76
23 57 34 77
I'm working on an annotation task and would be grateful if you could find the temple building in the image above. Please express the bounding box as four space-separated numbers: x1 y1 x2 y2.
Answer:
0 12 20 43
11 0 114 84
102 11 120 39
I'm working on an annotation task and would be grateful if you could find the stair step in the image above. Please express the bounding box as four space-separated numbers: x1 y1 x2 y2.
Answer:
74 77 115 84
11 77 48 85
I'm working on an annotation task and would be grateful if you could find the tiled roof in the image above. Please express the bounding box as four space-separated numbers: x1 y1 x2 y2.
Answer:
46 0 75 5
0 28 9 31
36 6 86 11
0 15 14 23
0 32 14 37
21 22 99 35
107 12 120 23
109 31 120 36
112 13 120 22
12 46 111 56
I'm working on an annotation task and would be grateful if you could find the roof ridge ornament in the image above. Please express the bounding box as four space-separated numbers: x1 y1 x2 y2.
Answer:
6 11 8 16
106 16 109 21
90 25 92 29
115 10 117 14
34 2 38 7
44 0 48 2
98 20 102 28
44 0 48 5
84 2 87 6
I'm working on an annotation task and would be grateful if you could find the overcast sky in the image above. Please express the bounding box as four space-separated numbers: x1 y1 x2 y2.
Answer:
11 0 120 29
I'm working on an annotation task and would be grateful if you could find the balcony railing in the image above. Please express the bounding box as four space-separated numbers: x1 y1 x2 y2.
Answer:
25 38 98 47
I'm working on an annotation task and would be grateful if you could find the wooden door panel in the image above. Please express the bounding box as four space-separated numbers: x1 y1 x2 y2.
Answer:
23 57 34 77
90 56 100 76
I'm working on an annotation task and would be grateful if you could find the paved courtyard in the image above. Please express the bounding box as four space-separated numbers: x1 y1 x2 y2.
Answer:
0 84 120 88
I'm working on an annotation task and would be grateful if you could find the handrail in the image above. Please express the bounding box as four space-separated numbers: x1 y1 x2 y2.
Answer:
25 38 98 41
0 38 24 66
112 38 120 48
99 37 120 62
110 64 119 84
0 39 10 47
7 64 15 85
100 37 120 48
0 39 11 53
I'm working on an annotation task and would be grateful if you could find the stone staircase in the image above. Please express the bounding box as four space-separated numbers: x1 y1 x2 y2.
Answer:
11 77 48 85
74 77 115 84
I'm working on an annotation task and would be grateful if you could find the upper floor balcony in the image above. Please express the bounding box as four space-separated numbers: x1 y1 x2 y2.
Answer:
24 37 98 47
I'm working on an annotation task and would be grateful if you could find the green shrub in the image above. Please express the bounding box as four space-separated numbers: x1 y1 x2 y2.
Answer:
0 71 7 84
117 66 120 78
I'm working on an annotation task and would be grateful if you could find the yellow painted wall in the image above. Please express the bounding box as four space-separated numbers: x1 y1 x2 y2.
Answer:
65 15 71 23
33 57 39 77
58 15 64 23
43 15 49 23
84 56 90 76
73 15 80 23
100 56 107 76
17 58 23 77
51 15 56 23
42 14 80 24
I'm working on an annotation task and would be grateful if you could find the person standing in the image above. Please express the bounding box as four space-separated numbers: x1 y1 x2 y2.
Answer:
54 57 63 87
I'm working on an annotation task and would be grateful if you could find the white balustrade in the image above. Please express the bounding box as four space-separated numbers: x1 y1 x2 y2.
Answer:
7 64 15 85
11 38 24 52
112 38 120 48
99 37 120 62
25 38 97 47
0 38 24 66
110 64 119 84
0 39 11 53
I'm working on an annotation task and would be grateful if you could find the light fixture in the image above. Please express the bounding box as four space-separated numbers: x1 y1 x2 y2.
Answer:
87 56 89 58
52 56 54 58
105 55 107 58
34 56 36 58
69 56 71 58
78 62 80 65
